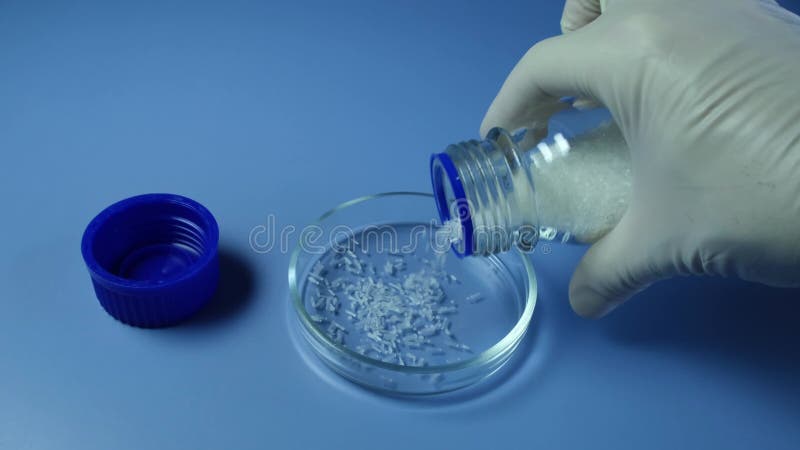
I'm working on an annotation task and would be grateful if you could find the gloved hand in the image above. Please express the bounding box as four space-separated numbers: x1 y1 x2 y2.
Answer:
480 0 800 318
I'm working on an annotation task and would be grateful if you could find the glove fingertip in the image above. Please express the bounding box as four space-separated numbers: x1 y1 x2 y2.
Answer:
479 115 496 139
480 105 523 139
568 276 620 319
566 212 652 319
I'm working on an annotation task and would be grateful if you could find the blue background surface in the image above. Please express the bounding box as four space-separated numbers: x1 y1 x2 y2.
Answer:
2 1 799 449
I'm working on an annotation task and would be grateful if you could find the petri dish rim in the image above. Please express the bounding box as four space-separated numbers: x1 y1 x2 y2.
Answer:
288 191 537 376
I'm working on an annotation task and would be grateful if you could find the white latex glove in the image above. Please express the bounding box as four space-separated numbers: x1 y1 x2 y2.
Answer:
481 0 800 318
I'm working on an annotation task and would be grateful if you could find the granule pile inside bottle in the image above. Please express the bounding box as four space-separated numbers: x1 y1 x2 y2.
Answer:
530 122 632 243
305 241 478 366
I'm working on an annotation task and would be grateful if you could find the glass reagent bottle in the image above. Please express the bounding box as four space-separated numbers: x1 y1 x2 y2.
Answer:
430 109 633 257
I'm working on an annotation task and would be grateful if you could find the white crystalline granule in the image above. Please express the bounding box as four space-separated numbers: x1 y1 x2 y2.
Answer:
466 292 483 304
532 122 632 243
437 219 463 244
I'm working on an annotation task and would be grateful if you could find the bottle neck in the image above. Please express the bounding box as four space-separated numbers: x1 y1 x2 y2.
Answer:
430 128 540 257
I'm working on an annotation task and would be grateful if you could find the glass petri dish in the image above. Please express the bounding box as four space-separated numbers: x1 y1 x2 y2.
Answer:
288 192 537 395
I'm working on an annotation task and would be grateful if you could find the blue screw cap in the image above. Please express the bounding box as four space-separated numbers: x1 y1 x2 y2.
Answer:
81 194 219 328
